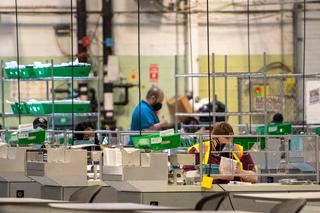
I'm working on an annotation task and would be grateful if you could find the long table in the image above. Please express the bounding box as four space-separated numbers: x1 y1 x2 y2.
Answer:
0 198 66 213
234 192 320 202
105 182 320 211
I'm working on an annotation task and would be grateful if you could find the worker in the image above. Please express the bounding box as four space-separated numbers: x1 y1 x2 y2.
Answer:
33 117 48 130
197 95 227 130
74 122 99 145
187 122 257 183
272 113 283 124
131 85 168 131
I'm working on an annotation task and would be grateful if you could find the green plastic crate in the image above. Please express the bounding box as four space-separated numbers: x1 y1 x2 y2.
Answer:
26 102 50 114
233 137 266 150
59 136 73 145
10 102 29 114
256 123 292 135
5 68 19 78
5 67 36 79
34 65 91 77
54 66 91 77
33 66 51 77
314 127 320 135
22 66 37 78
5 130 46 146
132 133 181 150
26 101 90 114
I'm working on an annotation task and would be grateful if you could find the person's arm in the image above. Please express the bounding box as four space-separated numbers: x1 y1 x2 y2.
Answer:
235 153 258 183
144 110 168 131
237 168 258 183
135 109 166 131
212 174 235 181
183 147 198 171
145 120 168 131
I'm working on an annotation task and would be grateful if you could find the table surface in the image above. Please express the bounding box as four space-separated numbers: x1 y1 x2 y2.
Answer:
300 205 320 213
49 203 185 211
219 183 320 192
139 211 256 213
234 192 320 201
0 198 66 204
108 182 320 193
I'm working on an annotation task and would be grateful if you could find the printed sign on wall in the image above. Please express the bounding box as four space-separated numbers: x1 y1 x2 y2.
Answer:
306 81 320 124
254 96 282 111
309 88 320 104
149 64 159 82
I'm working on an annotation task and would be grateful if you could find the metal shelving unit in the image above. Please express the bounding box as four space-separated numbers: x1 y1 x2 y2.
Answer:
2 76 99 81
0 60 101 130
176 72 320 79
175 53 315 132
2 112 99 117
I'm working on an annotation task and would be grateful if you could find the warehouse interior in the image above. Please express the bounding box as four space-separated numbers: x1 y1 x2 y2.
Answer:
0 0 320 212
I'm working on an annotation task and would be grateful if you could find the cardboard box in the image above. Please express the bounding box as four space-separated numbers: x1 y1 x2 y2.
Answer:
166 95 192 122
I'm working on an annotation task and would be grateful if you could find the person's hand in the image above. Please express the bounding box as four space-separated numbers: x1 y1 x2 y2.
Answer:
152 119 169 130
218 167 235 180
159 119 168 128
213 174 234 181
235 162 243 174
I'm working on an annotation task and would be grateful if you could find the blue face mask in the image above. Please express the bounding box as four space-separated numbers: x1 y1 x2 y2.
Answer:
152 102 162 111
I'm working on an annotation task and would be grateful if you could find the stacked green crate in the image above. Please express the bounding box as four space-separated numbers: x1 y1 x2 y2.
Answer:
25 100 90 114
5 130 46 146
256 123 292 135
314 127 320 135
10 102 29 114
5 62 91 78
5 66 37 79
34 65 91 77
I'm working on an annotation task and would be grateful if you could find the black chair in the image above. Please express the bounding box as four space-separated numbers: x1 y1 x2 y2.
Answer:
69 185 102 203
195 192 228 210
270 199 307 213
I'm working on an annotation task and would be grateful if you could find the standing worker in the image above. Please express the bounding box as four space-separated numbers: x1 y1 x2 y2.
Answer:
131 85 168 131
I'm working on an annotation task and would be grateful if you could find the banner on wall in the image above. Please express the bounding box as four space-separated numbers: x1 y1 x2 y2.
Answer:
254 96 282 111
309 88 320 104
306 81 320 124
149 64 159 82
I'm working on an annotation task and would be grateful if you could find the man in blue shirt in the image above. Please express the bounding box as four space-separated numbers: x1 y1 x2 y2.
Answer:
131 86 168 131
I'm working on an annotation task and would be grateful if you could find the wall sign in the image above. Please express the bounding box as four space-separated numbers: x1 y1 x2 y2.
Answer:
149 64 159 82
255 96 282 111
309 88 320 104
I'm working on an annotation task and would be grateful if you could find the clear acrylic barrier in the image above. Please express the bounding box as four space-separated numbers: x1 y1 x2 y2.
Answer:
108 131 319 184
10 129 320 184
185 134 319 184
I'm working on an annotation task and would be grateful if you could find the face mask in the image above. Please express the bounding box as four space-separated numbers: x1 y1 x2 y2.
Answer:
152 102 162 111
222 143 232 152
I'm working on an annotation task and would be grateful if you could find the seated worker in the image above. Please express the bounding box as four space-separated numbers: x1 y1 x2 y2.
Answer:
131 85 168 131
197 95 227 130
187 122 257 183
32 118 48 148
272 113 283 124
33 117 48 130
74 122 99 146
